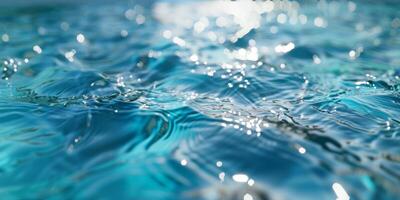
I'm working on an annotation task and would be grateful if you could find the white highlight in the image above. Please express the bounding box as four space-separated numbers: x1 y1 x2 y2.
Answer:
232 174 249 183
332 182 350 200
299 147 306 154
33 45 42 54
244 193 253 200
76 33 85 43
275 42 295 53
180 159 187 166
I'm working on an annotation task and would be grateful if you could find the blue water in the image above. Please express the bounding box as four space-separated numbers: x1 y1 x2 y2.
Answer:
0 0 399 199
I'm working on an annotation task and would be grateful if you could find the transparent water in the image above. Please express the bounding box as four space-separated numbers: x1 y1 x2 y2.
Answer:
0 0 399 199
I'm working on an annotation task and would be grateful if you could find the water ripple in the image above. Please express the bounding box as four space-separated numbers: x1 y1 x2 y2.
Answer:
0 0 400 199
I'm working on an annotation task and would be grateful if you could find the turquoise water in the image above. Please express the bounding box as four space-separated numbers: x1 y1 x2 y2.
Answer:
0 0 400 199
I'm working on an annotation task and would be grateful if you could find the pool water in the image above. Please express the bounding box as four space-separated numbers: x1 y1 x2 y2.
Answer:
0 0 399 199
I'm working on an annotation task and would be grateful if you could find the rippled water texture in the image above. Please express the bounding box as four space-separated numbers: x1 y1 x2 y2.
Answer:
0 0 400 199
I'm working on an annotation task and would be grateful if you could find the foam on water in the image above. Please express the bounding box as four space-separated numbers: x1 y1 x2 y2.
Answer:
0 0 400 199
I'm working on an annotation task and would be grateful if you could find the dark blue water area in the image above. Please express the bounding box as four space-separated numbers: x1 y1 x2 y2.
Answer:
0 0 399 199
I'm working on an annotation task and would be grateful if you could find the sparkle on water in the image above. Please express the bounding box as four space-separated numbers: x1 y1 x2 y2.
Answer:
0 0 400 199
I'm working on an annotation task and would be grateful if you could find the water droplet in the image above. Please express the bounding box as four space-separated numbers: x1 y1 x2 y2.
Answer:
33 45 42 54
76 33 85 43
180 159 187 166
2 34 9 42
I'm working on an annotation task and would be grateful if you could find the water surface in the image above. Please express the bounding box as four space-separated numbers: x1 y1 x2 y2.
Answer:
0 0 400 199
